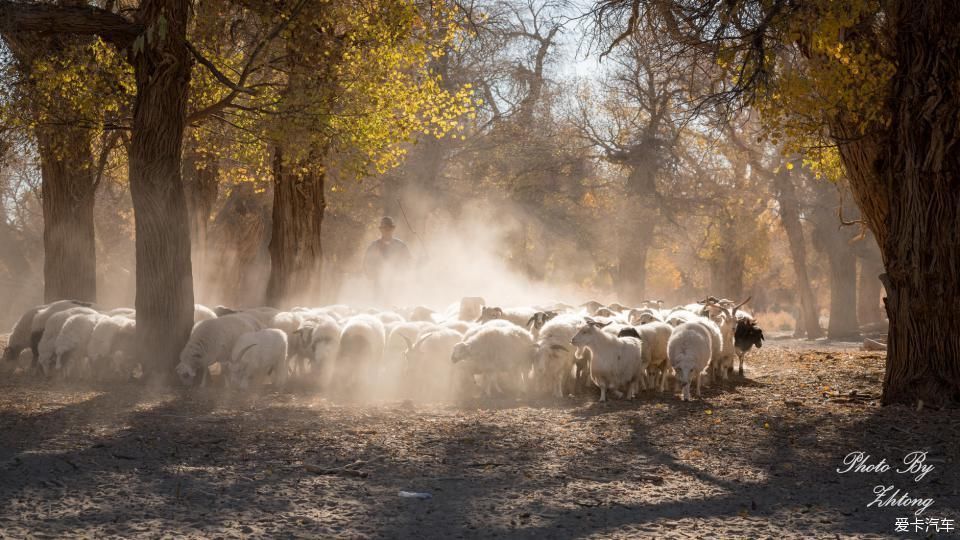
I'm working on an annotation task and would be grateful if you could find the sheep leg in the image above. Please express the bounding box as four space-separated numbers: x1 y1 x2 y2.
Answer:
599 386 607 402
695 373 702 399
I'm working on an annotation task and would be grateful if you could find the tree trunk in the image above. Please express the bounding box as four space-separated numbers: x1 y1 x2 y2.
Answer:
266 147 325 307
615 214 653 304
2 13 98 303
708 250 745 301
127 0 194 380
36 127 98 303
876 1 960 406
824 242 859 339
809 194 861 339
773 169 823 338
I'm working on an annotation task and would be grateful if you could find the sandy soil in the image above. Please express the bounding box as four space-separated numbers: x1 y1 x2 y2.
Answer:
1 338 958 539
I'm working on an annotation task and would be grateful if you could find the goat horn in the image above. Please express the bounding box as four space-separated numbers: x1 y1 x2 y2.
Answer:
733 296 752 313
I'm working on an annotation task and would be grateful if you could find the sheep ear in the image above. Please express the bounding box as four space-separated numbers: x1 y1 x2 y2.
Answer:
525 315 538 329
597 321 611 328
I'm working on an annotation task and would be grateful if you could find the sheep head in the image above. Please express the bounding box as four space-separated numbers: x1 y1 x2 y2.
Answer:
476 306 504 323
571 319 609 347
175 361 198 386
451 341 470 364
526 311 558 332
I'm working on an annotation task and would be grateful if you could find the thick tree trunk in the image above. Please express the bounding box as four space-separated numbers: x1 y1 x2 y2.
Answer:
266 147 325 307
2 13 98 303
36 127 97 303
773 169 823 338
127 0 194 380
824 243 859 339
876 1 960 406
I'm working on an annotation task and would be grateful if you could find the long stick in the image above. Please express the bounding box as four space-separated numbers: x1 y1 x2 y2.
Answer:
397 199 428 258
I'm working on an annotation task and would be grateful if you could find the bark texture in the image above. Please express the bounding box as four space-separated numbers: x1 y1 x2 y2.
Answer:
36 129 97 302
127 0 194 379
876 1 960 406
266 147 326 307
2 8 98 303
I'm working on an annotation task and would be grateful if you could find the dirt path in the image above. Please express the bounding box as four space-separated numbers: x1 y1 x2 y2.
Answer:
1 343 958 539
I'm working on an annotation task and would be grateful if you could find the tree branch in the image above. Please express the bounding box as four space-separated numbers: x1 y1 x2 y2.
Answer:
0 1 141 47
185 41 256 95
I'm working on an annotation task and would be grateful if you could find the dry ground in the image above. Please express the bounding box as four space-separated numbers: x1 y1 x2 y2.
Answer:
1 338 958 539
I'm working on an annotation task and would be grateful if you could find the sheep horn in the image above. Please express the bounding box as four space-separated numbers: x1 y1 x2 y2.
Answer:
732 296 752 315
234 343 257 364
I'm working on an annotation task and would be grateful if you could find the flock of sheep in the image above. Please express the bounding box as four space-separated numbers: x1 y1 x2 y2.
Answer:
2 296 765 402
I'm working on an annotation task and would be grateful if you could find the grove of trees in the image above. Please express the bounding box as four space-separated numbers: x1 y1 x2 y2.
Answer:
1 0 955 405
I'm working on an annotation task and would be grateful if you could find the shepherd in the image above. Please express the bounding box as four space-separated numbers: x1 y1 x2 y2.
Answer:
362 216 413 305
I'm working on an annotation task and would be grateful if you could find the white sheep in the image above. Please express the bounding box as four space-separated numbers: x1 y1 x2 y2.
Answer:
699 298 750 382
668 321 713 401
571 319 645 402
533 314 583 398
476 305 538 328
54 312 104 378
451 322 536 397
176 315 262 386
29 300 94 366
105 307 135 318
402 327 463 400
3 304 44 364
441 320 472 335
385 321 435 366
37 306 98 376
665 308 698 327
87 315 137 380
373 311 405 326
228 328 289 389
635 322 674 392
332 315 386 392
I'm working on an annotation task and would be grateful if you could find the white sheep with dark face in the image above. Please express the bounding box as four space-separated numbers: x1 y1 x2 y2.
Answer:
571 318 645 402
